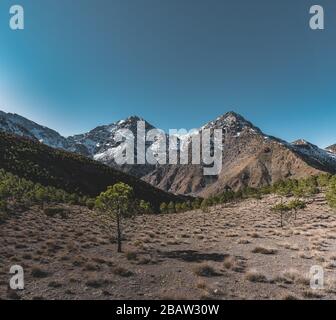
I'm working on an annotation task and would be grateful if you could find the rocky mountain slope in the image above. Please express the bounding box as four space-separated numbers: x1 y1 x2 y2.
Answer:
326 144 336 153
142 112 336 196
0 110 336 197
0 131 188 209
0 111 69 149
67 116 162 178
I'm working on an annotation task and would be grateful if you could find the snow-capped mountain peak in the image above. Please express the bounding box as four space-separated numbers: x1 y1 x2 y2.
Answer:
0 110 69 149
2 109 336 194
66 115 157 158
326 144 336 154
291 138 336 169
201 111 262 138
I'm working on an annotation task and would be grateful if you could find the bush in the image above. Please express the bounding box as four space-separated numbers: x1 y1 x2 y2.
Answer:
245 270 268 283
160 202 168 214
271 203 291 227
31 267 49 278
168 201 176 214
125 251 137 261
0 169 85 207
252 246 277 255
0 211 9 223
0 200 8 223
44 207 68 219
112 267 133 277
139 200 152 214
200 199 210 213
327 176 336 208
317 173 332 187
86 198 95 210
0 199 7 211
192 198 202 210
193 264 219 277
288 199 306 210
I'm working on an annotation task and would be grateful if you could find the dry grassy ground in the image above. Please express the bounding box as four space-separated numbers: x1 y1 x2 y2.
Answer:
1 194 336 300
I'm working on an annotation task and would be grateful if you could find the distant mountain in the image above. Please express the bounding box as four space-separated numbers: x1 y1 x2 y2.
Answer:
0 131 188 209
1 109 336 197
67 116 162 178
291 139 336 173
0 111 69 149
142 112 336 197
67 116 152 157
326 144 336 153
0 111 164 177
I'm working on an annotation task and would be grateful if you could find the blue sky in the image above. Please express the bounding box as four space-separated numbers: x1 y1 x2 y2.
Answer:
0 0 336 147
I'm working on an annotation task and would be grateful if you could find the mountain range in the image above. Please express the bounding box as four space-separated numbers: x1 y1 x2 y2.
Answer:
1 109 336 197
0 130 188 209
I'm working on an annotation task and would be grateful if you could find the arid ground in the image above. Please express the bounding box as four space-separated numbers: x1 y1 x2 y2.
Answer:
1 194 336 300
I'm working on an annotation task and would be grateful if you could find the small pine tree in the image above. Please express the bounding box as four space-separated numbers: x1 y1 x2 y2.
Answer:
200 199 209 212
95 183 134 253
168 201 176 214
200 199 211 225
175 203 182 213
139 200 152 214
317 173 332 188
160 202 168 214
288 199 306 220
271 202 291 228
327 176 336 208
86 198 95 210
192 198 202 210
0 199 8 214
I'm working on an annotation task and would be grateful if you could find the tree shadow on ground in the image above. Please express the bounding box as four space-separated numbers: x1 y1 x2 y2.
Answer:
158 250 228 262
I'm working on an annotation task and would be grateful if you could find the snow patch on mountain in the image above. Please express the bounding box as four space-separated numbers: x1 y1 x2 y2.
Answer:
0 111 69 149
291 139 336 168
2 109 336 179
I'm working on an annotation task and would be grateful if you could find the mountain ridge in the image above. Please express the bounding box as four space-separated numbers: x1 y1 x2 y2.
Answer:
0 130 189 209
1 109 336 197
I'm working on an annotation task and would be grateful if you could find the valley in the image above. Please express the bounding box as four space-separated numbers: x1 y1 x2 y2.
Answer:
1 193 336 300
1 110 336 301
1 0 335 304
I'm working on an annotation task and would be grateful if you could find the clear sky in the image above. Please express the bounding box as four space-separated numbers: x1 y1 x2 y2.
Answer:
0 0 336 147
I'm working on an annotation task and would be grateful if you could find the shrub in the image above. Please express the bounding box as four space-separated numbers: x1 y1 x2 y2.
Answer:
168 201 176 214
0 200 8 223
0 211 9 223
86 278 108 288
245 270 268 283
160 202 168 214
44 207 68 219
139 200 152 214
271 203 291 227
113 266 133 277
125 251 137 261
327 176 336 208
288 199 306 219
31 267 49 278
86 198 95 210
192 198 202 210
252 246 277 255
317 173 332 188
193 264 219 277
